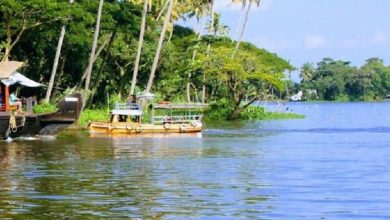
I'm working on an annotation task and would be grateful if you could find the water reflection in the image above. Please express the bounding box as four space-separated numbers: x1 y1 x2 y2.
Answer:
0 131 270 219
1 102 390 219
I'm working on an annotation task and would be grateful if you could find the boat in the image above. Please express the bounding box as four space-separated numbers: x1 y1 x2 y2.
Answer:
290 91 304 102
0 61 82 139
88 99 207 135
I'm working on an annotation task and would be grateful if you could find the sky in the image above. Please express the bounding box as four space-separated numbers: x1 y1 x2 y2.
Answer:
182 0 390 72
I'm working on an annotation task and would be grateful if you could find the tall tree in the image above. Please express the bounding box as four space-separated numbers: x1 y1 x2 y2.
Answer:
75 34 112 90
0 0 62 61
87 31 117 107
232 0 261 56
196 43 292 119
82 0 104 109
203 0 214 103
45 0 74 103
186 0 209 102
129 0 148 95
145 0 174 93
300 62 314 83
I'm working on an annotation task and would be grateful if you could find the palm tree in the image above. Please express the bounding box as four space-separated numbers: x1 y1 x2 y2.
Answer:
300 62 314 83
202 0 215 103
233 9 244 42
211 13 230 37
75 33 112 91
156 0 170 21
187 19 203 102
45 0 74 103
232 0 261 56
186 0 209 102
145 0 175 93
129 0 149 96
82 0 104 109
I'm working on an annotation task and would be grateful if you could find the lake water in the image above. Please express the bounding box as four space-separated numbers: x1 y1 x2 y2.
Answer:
1 102 390 219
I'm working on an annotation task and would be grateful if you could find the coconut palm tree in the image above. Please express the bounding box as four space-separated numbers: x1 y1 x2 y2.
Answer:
129 0 149 96
232 0 261 56
202 0 215 103
82 0 104 109
45 0 74 103
186 0 209 102
300 62 314 83
73 34 112 91
145 0 175 93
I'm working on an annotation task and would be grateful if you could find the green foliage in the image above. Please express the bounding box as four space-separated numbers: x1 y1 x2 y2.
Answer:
258 110 305 120
192 41 292 118
298 57 390 101
79 109 110 128
335 94 349 102
205 99 304 120
33 103 57 114
205 98 235 120
0 1 297 122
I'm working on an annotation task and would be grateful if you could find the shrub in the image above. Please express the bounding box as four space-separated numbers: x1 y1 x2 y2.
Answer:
79 109 110 128
33 103 57 114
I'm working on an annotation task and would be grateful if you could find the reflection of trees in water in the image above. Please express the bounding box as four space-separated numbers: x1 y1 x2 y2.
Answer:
0 142 33 218
109 135 271 218
0 135 165 218
0 133 271 218
111 134 203 159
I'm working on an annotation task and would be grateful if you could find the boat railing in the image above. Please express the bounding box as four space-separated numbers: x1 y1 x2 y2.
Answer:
152 115 202 124
114 102 140 110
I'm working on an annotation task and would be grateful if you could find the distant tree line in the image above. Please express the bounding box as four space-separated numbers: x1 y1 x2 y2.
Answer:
297 57 390 101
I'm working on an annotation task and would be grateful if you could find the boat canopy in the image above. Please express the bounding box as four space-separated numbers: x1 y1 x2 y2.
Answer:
0 61 24 79
111 102 142 116
153 103 208 109
0 61 41 87
110 109 142 116
138 92 155 100
1 72 41 87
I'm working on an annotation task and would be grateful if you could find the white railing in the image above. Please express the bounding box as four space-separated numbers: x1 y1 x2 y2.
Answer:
114 102 140 110
153 115 202 124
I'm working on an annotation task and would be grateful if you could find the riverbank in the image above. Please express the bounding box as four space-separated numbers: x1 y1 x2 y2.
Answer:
78 107 303 128
33 103 304 129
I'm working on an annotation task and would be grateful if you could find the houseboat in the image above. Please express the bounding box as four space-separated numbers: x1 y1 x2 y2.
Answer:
0 61 82 139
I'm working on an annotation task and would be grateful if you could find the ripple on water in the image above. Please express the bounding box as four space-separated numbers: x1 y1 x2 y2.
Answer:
1 102 390 219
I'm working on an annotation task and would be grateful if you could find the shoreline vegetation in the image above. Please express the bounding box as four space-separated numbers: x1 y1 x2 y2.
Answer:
79 106 305 128
34 102 304 129
3 1 387 124
296 58 390 102
1 0 296 122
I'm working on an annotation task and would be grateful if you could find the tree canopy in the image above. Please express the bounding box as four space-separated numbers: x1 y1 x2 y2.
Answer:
298 58 390 101
1 1 293 114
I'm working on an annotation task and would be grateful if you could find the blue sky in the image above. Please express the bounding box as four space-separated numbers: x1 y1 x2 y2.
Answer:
183 0 390 70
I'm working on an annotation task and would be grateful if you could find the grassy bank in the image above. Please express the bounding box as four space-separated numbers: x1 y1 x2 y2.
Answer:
33 103 304 129
33 103 110 128
78 106 303 128
205 105 304 121
79 109 110 128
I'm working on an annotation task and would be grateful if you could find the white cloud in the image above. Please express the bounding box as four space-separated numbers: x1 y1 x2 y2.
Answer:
214 0 239 12
341 38 359 49
371 31 387 44
214 0 273 13
255 36 292 51
304 35 326 49
338 31 387 49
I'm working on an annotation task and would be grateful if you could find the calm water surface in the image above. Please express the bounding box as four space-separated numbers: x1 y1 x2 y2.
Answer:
1 102 390 219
